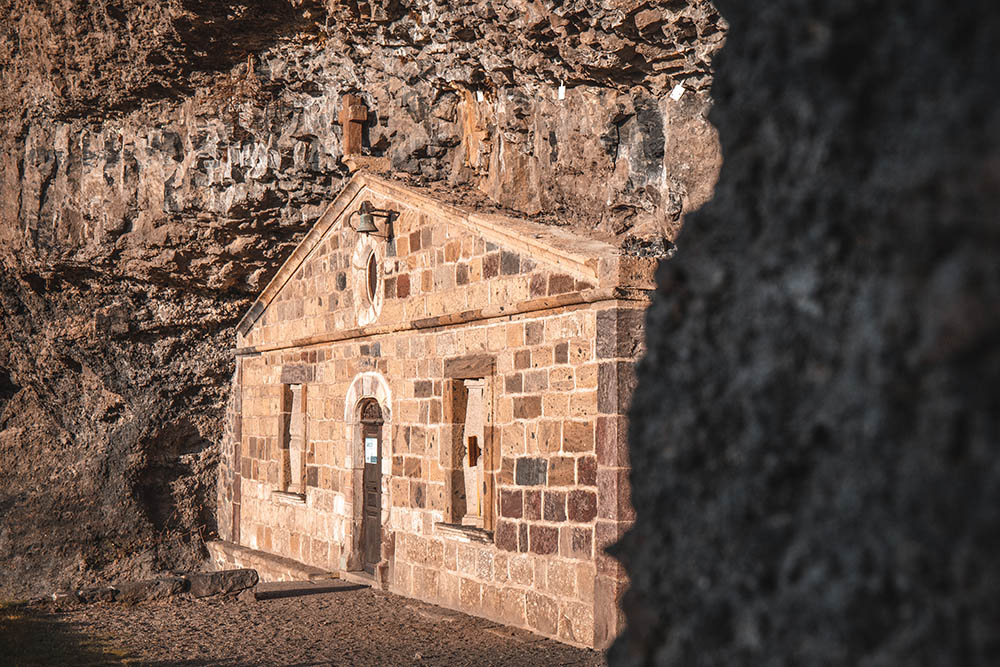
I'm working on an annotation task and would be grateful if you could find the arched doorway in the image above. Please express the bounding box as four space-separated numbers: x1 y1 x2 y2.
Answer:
359 398 384 574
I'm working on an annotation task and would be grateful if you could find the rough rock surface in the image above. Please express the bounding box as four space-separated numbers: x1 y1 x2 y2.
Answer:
0 2 724 597
184 567 258 598
614 0 1000 664
112 575 188 603
37 568 255 605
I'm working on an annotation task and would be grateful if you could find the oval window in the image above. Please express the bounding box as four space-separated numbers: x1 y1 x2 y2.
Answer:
366 251 378 302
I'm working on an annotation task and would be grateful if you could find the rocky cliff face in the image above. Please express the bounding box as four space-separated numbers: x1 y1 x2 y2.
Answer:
615 0 1000 663
0 1 724 596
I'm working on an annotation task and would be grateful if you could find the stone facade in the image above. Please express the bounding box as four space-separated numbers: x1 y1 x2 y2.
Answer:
217 173 653 648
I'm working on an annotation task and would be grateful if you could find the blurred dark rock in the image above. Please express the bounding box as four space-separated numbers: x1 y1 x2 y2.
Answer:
614 0 1000 664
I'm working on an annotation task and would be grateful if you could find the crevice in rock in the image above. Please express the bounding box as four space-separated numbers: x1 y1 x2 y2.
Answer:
0 367 20 415
135 419 213 533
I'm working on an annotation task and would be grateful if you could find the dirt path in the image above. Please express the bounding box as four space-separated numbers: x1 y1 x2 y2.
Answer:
26 581 605 666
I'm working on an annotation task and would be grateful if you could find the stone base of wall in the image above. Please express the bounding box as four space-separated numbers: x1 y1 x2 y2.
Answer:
390 530 599 649
206 540 338 583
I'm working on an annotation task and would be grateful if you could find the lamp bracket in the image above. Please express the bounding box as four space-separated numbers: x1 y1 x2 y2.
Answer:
348 200 396 239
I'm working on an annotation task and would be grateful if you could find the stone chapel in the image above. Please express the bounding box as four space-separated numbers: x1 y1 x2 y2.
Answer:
213 171 654 648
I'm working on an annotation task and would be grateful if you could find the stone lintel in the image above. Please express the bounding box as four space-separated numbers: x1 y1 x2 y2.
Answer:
443 353 494 379
280 364 316 384
433 522 494 543
271 490 306 506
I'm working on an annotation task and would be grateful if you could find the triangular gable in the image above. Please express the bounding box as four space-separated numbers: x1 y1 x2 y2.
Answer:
236 173 633 340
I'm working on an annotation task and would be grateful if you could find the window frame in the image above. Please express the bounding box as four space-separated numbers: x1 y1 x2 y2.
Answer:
278 382 307 498
441 354 496 533
365 250 379 303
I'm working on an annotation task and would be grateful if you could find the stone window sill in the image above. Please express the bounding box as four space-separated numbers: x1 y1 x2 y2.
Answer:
271 491 306 506
434 522 493 544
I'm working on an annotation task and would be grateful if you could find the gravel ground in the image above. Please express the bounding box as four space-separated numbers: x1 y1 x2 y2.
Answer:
36 581 605 666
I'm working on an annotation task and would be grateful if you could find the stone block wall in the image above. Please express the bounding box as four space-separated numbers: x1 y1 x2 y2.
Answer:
206 540 334 583
216 364 240 544
222 176 653 647
239 197 598 352
226 297 639 647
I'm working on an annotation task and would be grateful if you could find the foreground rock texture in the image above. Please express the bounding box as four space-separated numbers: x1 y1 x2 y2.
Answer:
0 2 723 596
615 0 1000 664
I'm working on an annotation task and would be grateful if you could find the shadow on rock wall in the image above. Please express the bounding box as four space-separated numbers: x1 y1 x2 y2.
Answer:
614 0 1000 664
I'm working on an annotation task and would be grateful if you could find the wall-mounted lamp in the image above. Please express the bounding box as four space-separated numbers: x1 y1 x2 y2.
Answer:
349 200 396 239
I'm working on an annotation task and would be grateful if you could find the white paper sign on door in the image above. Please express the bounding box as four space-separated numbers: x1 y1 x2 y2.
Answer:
364 436 378 464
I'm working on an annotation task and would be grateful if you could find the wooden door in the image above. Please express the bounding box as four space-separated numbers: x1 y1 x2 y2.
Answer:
360 401 383 574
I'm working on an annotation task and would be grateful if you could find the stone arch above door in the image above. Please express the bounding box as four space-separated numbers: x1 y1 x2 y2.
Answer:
344 371 392 424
